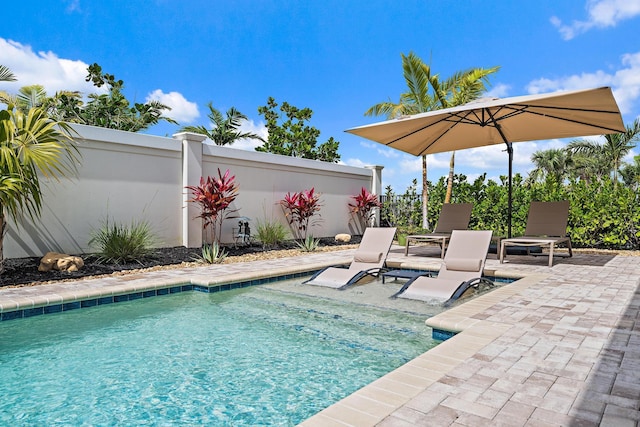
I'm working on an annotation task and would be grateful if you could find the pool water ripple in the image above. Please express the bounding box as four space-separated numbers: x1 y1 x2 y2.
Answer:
0 282 437 426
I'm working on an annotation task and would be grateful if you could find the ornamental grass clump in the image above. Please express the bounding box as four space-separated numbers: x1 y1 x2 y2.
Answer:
255 218 289 249
89 218 156 265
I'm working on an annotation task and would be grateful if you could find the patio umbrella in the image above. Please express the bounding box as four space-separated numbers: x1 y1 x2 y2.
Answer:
345 86 625 237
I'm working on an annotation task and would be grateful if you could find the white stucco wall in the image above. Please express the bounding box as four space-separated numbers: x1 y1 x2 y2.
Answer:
4 125 379 259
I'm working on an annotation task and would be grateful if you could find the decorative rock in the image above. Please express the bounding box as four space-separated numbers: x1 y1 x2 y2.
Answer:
38 252 84 273
335 233 351 243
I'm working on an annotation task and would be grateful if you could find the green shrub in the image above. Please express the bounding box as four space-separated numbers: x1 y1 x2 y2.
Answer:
296 235 320 252
89 218 157 265
193 242 228 264
255 218 289 249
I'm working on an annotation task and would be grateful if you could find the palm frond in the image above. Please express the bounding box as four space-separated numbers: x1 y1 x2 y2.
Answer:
0 65 17 82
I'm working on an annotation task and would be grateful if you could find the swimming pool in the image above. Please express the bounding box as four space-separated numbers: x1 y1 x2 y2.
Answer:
0 281 438 425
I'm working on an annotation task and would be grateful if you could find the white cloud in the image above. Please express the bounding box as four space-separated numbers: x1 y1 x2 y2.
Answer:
526 50 640 115
0 38 99 95
146 89 199 123
229 119 268 151
64 0 81 13
551 0 640 40
486 83 511 98
343 158 368 168
359 141 401 159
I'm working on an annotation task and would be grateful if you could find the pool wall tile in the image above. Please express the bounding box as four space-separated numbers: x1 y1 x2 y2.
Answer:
128 292 143 300
1 310 22 321
81 299 98 308
432 329 457 341
23 307 44 318
63 301 81 311
0 270 329 321
44 304 63 314
98 297 114 305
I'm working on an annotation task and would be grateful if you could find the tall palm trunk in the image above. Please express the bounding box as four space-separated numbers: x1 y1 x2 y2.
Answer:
444 151 455 203
421 155 429 230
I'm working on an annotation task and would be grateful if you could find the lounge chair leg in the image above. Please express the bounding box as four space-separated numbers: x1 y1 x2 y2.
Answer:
499 242 505 264
548 245 554 267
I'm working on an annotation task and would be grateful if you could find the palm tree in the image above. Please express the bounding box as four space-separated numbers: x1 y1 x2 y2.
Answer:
620 155 640 190
365 52 499 228
428 67 500 203
567 119 640 184
180 102 264 146
0 65 81 272
528 148 572 183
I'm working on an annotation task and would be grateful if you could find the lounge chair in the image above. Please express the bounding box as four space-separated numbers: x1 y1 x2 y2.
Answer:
393 230 493 305
304 227 397 289
499 201 573 267
405 203 473 257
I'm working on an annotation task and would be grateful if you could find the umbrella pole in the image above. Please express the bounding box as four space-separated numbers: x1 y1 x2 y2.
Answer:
507 142 513 238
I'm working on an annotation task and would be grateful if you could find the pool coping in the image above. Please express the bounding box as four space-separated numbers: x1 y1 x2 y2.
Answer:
0 260 347 320
298 261 546 426
2 247 638 426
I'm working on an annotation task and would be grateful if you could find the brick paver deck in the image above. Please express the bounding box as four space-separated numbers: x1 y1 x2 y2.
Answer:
1 245 638 426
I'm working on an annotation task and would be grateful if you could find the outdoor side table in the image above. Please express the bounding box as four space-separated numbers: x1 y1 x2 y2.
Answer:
381 269 431 284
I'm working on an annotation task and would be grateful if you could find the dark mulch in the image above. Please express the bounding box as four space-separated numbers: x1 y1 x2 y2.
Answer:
0 237 360 288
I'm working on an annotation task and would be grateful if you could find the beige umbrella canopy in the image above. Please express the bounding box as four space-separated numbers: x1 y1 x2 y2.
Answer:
346 86 625 236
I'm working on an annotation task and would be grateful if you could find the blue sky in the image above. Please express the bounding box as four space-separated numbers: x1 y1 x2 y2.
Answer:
2 0 640 192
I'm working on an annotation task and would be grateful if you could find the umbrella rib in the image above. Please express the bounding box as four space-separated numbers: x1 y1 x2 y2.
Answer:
380 98 623 153
512 107 625 134
414 109 478 155
385 115 453 146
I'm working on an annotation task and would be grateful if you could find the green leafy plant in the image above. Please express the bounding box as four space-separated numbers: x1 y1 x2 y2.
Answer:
279 188 323 240
89 218 156 265
349 187 382 229
0 64 81 272
193 242 228 264
256 97 340 162
296 235 320 252
186 168 239 245
255 218 290 249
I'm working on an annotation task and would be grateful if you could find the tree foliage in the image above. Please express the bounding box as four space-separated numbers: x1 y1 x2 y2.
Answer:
256 97 340 162
365 51 499 228
180 102 264 146
0 65 81 272
383 173 640 250
5 63 177 132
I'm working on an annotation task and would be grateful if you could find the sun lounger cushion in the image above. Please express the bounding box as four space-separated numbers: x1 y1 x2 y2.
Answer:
353 251 383 263
444 258 482 272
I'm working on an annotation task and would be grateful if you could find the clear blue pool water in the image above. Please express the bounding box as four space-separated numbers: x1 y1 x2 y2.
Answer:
0 282 437 426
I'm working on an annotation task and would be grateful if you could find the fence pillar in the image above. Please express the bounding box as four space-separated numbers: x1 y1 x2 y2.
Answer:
366 165 384 227
173 132 207 248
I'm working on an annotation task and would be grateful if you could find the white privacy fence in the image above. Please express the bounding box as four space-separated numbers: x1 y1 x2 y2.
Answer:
5 124 382 259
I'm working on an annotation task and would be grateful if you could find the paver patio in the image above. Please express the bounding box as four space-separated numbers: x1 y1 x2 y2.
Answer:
1 244 638 426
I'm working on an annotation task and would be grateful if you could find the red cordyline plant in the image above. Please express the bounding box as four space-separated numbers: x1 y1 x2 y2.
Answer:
348 187 381 228
279 187 322 240
186 168 239 244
